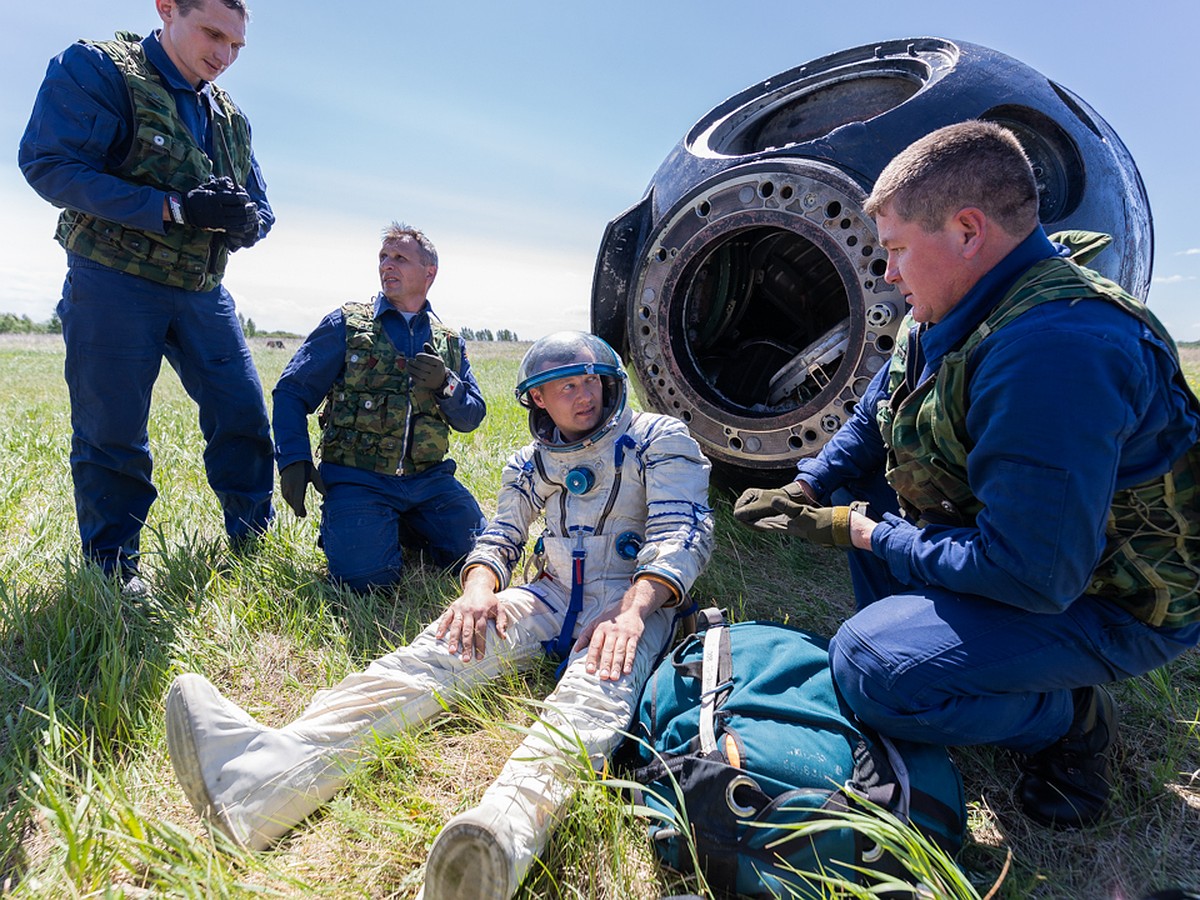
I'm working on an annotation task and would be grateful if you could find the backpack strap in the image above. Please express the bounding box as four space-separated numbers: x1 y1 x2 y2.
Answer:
697 608 731 754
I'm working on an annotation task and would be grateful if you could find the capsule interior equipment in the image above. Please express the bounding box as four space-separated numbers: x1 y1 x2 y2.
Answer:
675 226 856 415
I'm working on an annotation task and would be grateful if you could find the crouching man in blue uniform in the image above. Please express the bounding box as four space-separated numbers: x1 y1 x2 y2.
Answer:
165 332 714 898
272 223 487 590
735 121 1200 829
19 0 276 587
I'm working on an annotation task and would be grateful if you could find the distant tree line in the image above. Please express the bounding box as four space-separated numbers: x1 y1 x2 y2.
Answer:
0 310 300 340
459 327 519 342
235 313 297 340
0 312 61 334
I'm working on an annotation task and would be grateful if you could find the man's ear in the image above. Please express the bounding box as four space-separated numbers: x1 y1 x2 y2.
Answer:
424 265 438 291
529 387 547 410
955 207 988 260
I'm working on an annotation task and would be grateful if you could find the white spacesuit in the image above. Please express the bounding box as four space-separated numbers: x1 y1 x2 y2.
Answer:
165 332 714 899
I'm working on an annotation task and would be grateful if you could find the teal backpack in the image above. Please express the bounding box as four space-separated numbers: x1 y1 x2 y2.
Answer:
629 609 966 897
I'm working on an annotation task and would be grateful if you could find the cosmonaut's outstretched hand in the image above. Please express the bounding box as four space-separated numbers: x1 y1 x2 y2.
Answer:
574 577 674 681
436 567 508 662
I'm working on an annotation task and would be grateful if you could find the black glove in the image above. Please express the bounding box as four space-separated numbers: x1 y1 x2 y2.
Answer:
224 201 262 252
169 177 257 232
279 461 326 518
407 342 449 392
733 480 817 525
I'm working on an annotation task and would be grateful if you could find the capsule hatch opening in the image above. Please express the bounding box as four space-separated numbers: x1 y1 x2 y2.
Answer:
673 225 852 417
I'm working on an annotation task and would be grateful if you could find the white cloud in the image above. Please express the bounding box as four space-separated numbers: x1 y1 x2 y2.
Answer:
1176 248 1200 256
1153 274 1199 285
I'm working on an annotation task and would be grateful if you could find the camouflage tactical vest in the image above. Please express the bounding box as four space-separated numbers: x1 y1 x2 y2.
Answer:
878 245 1200 628
319 302 463 476
54 33 253 292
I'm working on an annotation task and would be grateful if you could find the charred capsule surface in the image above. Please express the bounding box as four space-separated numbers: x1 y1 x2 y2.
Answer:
592 37 1152 481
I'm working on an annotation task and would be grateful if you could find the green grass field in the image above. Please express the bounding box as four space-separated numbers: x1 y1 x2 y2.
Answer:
1 334 1197 899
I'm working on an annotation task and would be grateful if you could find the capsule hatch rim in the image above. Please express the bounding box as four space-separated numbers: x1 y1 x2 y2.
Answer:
626 158 904 470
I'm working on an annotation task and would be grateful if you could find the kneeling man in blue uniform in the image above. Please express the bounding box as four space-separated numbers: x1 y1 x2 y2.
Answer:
272 223 487 590
735 121 1200 830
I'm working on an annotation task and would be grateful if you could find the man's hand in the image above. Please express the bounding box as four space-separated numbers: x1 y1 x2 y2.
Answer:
733 480 818 525
169 177 257 232
279 461 326 518
407 342 448 392
573 578 672 681
436 567 507 662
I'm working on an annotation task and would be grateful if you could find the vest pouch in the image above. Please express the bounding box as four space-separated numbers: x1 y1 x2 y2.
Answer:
408 413 450 470
326 391 357 429
118 229 151 259
362 365 399 392
134 122 190 167
148 243 183 266
352 393 392 434
94 222 125 252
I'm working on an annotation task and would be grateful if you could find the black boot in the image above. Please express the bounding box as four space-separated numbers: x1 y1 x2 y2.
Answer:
1017 685 1117 828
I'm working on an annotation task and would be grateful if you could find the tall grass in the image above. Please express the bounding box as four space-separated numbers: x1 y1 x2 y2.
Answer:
1 334 1197 898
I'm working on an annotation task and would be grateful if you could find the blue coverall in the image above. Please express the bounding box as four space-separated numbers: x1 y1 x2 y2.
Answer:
19 31 275 576
273 296 487 590
796 230 1200 753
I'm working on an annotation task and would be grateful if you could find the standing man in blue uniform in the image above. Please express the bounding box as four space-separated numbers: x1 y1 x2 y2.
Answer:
19 0 276 589
734 121 1200 829
272 223 487 591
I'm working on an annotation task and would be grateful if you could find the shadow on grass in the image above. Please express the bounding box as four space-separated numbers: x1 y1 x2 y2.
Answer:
0 547 211 886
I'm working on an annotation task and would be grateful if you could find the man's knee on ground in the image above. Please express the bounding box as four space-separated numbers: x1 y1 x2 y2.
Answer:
327 562 403 593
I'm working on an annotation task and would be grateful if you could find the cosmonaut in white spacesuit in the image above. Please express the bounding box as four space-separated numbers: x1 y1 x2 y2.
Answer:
164 331 714 899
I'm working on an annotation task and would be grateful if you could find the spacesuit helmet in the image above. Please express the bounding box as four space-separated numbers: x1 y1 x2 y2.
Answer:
514 331 628 450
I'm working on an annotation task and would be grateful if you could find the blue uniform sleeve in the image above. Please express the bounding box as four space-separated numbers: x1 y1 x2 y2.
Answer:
435 336 487 433
19 43 167 233
872 300 1168 613
272 311 347 471
795 364 890 501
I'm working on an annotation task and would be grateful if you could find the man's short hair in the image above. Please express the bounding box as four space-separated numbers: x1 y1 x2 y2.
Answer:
177 0 249 18
864 121 1040 235
381 222 438 268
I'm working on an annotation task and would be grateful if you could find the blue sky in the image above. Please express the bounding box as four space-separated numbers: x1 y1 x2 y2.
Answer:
4 1 1198 341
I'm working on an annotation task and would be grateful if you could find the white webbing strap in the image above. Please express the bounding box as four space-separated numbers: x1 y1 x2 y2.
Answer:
697 607 727 755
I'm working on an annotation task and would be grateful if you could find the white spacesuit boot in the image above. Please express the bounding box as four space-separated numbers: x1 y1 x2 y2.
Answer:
422 609 669 900
422 712 580 900
166 610 547 851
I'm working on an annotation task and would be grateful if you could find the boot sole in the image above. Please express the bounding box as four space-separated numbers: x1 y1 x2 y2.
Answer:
424 819 513 900
165 675 247 849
